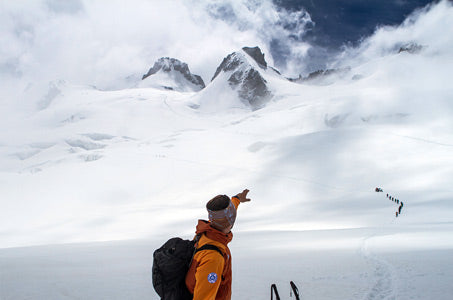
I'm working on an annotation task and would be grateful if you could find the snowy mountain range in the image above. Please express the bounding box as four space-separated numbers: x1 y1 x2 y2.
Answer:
139 46 279 110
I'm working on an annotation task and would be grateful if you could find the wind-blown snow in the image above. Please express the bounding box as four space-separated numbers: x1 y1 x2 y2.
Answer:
1 1 453 299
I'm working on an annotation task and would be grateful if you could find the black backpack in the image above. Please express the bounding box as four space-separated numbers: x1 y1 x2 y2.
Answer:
152 236 223 300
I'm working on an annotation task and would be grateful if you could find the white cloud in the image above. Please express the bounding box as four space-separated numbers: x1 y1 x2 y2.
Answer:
0 0 314 92
1 0 451 98
333 0 453 68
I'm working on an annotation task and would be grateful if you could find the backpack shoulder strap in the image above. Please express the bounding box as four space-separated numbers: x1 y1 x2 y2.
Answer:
195 244 224 258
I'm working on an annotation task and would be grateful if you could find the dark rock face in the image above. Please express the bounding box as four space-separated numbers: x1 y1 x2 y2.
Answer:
142 57 205 90
211 53 244 82
237 69 272 110
212 48 273 110
242 46 267 69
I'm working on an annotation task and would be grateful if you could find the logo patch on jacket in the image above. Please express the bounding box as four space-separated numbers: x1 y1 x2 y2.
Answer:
207 272 218 283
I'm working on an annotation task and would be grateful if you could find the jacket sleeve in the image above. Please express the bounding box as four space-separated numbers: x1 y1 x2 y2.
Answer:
193 251 225 300
231 196 240 209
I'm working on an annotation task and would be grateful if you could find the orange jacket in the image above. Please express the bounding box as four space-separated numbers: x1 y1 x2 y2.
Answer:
185 197 240 300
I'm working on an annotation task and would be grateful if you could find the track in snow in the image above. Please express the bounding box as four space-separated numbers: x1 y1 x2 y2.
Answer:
360 236 398 300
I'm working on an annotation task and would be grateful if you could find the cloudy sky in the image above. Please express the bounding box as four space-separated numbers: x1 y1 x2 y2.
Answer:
0 0 442 92
1 0 308 90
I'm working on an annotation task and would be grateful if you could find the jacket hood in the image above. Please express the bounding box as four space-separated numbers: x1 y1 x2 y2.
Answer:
196 219 233 245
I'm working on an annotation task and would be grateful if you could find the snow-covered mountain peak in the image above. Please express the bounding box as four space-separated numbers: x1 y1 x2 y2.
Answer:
242 46 268 69
139 57 205 92
207 46 276 110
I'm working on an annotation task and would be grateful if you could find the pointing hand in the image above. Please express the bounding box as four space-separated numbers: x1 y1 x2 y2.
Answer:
236 189 251 203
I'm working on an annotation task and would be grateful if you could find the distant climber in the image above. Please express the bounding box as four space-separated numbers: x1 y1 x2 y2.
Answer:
375 187 383 192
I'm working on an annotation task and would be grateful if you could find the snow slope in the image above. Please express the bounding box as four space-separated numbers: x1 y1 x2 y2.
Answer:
1 1 453 299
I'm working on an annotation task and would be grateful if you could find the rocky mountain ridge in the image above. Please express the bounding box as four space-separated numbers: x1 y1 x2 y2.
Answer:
141 57 205 92
210 47 274 110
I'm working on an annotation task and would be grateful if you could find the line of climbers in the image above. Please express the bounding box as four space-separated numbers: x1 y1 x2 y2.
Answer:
386 193 404 217
375 187 404 217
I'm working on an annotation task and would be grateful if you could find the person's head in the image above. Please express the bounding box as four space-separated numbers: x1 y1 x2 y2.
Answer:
206 195 237 233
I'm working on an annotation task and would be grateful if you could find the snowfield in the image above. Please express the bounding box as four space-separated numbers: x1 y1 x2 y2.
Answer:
1 228 452 299
1 1 453 299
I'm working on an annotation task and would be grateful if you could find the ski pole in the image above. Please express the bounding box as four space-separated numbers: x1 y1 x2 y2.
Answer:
271 284 280 300
290 281 300 300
